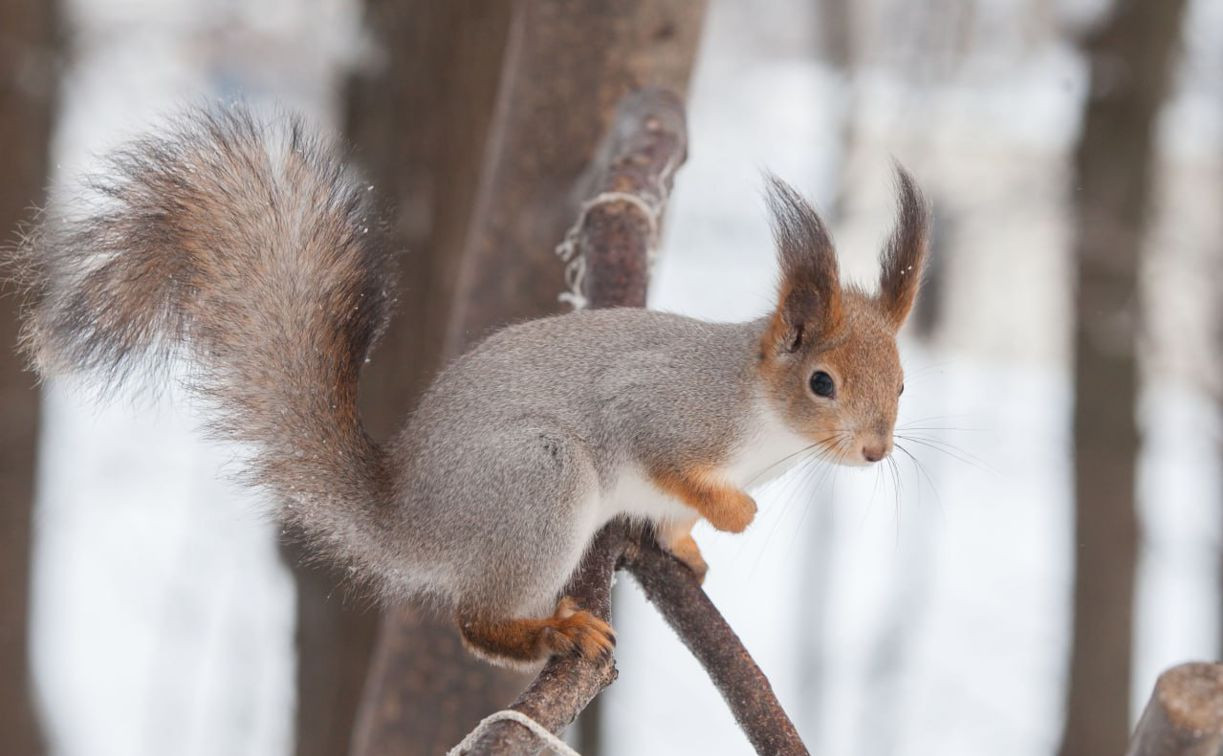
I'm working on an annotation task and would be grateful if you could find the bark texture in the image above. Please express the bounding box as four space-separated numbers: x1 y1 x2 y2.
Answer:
1060 1 1187 754
0 1 57 753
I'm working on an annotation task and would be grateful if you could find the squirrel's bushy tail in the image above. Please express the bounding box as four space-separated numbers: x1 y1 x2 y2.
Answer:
16 107 395 566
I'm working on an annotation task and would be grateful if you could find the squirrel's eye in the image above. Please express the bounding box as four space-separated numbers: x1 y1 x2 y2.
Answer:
810 370 836 399
899 382 905 396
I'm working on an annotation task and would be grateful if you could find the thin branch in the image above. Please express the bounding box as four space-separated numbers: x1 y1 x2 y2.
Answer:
461 87 808 756
624 535 808 755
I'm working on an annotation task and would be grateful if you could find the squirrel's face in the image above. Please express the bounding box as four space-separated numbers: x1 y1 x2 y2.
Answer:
761 292 905 466
758 171 929 466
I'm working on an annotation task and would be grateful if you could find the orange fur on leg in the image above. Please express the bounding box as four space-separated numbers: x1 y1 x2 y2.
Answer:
650 467 757 533
458 597 615 667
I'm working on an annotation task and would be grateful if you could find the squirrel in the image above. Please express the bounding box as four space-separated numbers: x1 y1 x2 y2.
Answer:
12 107 929 667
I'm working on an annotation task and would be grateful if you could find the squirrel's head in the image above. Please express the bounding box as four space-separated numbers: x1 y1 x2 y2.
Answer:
758 169 930 466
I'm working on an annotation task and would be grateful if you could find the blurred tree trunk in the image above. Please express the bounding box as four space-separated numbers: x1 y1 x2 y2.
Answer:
283 4 521 756
443 0 707 348
800 1 852 748
0 2 57 754
816 0 852 73
816 0 855 224
348 2 706 754
342 4 528 755
279 537 383 756
1059 2 1186 755
1213 141 1223 665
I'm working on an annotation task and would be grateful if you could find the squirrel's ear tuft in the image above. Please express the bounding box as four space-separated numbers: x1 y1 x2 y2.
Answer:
764 174 841 354
878 165 931 330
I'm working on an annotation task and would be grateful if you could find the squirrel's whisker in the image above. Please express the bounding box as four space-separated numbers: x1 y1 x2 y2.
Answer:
894 434 995 474
893 442 942 510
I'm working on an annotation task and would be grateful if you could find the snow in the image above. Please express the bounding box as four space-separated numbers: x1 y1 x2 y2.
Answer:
33 382 297 756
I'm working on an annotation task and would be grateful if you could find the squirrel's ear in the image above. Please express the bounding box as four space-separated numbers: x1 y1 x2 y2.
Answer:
764 175 842 355
878 165 931 330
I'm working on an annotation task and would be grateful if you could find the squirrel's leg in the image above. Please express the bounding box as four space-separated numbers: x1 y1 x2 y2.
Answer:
658 516 708 583
458 597 615 667
650 468 757 533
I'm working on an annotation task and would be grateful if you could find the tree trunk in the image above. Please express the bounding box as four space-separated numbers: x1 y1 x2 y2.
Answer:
445 0 708 347
343 3 532 754
350 2 706 753
280 540 383 756
279 4 525 756
1060 2 1187 754
0 1 57 753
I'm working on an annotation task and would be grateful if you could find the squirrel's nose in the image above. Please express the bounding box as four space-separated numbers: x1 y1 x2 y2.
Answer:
862 444 887 463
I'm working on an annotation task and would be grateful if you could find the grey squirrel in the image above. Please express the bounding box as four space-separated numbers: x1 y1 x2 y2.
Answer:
14 107 929 666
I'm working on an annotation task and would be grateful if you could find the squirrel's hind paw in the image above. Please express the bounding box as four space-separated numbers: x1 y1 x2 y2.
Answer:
543 597 616 659
457 598 615 667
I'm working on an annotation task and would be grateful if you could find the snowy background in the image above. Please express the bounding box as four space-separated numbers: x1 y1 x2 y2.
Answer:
24 0 1223 755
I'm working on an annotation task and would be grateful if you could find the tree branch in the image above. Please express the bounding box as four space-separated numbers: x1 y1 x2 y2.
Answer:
459 87 808 756
625 537 807 755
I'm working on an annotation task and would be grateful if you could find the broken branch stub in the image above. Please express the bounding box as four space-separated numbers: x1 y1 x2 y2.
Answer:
1127 662 1223 756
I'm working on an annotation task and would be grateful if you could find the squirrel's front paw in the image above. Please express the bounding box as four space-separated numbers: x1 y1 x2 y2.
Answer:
705 489 757 533
541 597 616 660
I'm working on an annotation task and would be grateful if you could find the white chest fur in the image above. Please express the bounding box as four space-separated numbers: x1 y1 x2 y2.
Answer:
720 394 813 488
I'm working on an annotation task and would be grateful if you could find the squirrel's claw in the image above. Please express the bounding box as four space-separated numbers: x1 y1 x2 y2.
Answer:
543 597 616 660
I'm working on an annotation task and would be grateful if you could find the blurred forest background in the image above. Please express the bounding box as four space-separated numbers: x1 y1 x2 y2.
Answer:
1 0 1221 755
